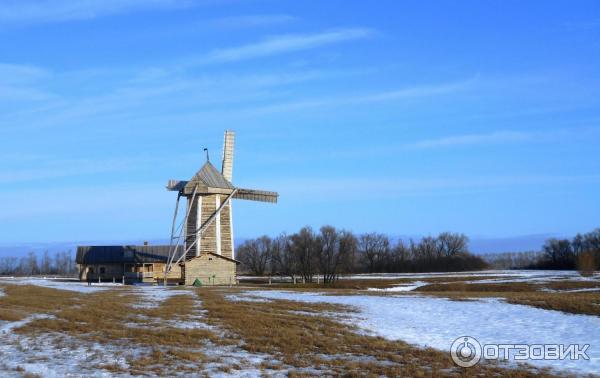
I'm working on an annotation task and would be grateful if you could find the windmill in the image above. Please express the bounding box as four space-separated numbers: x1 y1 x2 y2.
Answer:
163 130 278 284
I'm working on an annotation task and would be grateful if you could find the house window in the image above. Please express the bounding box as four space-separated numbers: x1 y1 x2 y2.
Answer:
144 264 153 272
88 267 94 274
100 267 106 274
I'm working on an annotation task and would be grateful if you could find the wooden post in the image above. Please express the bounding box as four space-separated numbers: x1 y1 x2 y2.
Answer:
98 276 101 284
113 277 115 284
317 275 320 284
268 276 272 285
293 276 296 285
122 276 125 285
302 277 305 284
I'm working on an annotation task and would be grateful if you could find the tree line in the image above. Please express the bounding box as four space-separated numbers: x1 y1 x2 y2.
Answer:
236 226 487 282
0 251 77 276
532 228 600 272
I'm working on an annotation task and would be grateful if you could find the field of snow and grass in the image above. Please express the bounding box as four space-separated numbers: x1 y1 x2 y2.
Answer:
237 290 600 375
0 270 599 377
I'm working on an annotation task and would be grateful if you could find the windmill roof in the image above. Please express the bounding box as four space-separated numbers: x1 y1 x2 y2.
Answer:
188 161 234 189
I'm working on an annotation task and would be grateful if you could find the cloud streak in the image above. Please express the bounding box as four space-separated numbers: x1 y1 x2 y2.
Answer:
207 14 297 30
408 130 532 149
194 28 374 65
405 126 600 150
244 79 473 115
0 0 193 25
261 174 600 200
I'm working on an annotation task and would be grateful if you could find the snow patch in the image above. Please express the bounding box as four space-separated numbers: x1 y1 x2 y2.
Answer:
1 314 52 335
128 286 195 308
340 270 598 281
225 294 272 303
0 277 120 293
367 281 427 292
248 290 600 376
541 287 600 293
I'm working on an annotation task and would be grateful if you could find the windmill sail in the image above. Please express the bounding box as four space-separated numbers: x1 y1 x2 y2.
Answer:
234 188 278 203
221 130 234 182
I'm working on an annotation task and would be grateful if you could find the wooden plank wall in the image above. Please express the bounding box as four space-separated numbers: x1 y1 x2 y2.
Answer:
220 202 233 259
199 194 217 255
184 254 236 285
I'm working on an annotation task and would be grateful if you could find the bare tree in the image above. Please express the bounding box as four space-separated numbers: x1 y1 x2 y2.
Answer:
317 226 357 283
289 226 318 283
26 251 39 276
0 257 18 275
437 232 469 257
237 236 273 276
358 233 389 273
413 236 437 261
542 239 574 268
41 251 52 274
391 240 410 271
270 234 296 280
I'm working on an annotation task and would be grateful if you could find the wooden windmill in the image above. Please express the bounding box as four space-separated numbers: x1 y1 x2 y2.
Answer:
163 130 277 284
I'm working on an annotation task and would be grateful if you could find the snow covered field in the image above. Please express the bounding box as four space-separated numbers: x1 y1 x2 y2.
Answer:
0 279 281 377
237 290 600 375
1 272 599 376
340 269 596 281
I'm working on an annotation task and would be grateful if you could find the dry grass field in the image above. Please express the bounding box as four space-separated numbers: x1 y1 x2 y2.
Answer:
0 270 598 377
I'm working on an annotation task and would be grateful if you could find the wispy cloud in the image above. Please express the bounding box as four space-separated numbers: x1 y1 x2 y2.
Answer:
0 154 194 184
244 79 472 115
408 130 532 149
206 14 297 30
0 63 50 83
0 62 56 101
261 174 600 200
405 127 600 150
0 159 118 184
194 28 374 65
0 0 194 25
0 63 380 129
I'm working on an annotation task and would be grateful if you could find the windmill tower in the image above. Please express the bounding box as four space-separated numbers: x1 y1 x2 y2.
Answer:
164 130 277 284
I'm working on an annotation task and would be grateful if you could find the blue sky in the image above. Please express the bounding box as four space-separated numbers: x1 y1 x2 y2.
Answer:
0 0 599 244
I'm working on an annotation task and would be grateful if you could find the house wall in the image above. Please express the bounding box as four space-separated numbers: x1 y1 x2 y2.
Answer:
152 263 183 282
184 254 236 286
78 263 123 281
78 263 184 284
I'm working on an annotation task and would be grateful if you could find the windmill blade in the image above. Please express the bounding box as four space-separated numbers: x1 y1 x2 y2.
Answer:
234 188 278 203
221 130 235 182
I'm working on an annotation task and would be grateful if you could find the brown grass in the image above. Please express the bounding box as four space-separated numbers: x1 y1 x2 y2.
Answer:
197 288 552 377
417 282 535 292
0 284 81 321
0 285 230 376
16 290 226 349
